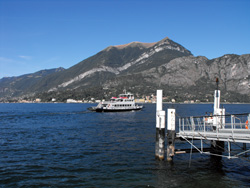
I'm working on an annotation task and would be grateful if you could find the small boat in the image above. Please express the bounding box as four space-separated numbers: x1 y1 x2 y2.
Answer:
88 92 143 112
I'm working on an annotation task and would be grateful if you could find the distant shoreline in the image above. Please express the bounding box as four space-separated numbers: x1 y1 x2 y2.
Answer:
1 102 250 105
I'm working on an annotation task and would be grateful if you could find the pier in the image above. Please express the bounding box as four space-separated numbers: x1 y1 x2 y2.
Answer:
155 81 250 161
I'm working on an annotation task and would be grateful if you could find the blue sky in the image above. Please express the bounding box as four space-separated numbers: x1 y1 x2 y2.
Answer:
0 0 249 78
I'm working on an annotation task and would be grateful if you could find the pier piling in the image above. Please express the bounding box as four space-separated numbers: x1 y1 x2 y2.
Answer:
155 90 166 160
167 108 176 161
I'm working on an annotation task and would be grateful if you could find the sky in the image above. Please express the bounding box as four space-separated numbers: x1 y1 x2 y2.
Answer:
0 0 250 78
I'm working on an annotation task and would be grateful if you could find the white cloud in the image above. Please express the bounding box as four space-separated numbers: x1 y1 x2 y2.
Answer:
19 55 32 60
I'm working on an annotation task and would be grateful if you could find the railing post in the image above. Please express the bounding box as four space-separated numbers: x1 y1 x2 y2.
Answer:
222 108 225 129
231 115 234 137
179 118 181 132
182 118 184 131
203 117 206 133
190 116 195 132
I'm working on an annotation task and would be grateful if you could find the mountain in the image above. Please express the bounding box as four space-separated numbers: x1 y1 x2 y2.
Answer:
0 68 65 100
0 37 249 102
141 54 250 102
31 37 192 92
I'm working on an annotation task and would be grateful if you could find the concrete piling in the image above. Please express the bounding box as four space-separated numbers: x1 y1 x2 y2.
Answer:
155 90 166 160
167 108 176 161
212 87 225 153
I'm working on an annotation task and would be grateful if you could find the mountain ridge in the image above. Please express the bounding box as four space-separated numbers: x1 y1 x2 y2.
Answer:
46 37 192 92
106 37 171 50
0 37 249 102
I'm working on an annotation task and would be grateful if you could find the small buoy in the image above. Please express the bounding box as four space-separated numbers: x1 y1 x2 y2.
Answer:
245 120 249 129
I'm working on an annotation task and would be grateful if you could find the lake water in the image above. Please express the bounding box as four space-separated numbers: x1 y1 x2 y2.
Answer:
0 103 250 187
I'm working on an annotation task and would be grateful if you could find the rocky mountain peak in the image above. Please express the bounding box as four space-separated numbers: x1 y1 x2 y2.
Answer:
103 37 192 56
112 37 172 50
114 41 156 49
157 36 170 44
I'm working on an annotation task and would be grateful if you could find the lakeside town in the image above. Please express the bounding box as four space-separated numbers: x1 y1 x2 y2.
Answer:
3 94 231 104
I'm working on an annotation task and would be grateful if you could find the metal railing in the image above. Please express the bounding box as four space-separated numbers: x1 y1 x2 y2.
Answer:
179 114 249 132
176 113 250 159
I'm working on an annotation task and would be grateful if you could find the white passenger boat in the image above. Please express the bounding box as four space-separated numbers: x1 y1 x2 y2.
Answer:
88 92 143 112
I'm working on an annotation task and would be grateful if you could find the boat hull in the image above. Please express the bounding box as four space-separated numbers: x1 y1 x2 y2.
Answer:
95 107 143 112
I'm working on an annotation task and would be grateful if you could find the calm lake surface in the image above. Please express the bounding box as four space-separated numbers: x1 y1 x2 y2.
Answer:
1 103 250 187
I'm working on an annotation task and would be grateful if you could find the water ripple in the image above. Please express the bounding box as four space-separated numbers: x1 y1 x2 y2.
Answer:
0 103 250 187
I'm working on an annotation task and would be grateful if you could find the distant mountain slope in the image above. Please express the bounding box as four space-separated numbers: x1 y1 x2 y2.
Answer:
99 54 250 101
142 54 250 93
0 37 249 102
0 67 65 98
45 37 192 92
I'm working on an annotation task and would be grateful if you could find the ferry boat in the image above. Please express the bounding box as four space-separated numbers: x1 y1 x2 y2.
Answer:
88 92 143 112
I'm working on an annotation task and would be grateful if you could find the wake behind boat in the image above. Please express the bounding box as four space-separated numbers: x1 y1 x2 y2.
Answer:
88 92 143 112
